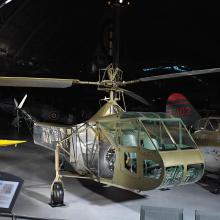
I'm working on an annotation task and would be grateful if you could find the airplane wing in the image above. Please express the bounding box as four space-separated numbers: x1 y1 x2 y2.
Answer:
0 139 26 147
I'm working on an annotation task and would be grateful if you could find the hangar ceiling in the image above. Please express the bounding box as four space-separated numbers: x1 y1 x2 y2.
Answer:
0 0 219 114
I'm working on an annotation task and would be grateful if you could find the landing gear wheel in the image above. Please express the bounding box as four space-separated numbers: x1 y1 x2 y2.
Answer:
50 181 65 207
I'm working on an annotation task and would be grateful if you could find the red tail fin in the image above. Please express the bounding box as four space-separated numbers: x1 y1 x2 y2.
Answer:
166 93 201 127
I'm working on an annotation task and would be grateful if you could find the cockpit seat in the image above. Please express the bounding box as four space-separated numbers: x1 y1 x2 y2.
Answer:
121 133 137 147
141 136 159 150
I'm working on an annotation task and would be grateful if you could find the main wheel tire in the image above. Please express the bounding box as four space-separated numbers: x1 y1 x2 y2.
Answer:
50 181 64 206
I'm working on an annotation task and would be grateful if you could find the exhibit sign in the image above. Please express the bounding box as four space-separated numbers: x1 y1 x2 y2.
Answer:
0 180 19 208
0 172 23 213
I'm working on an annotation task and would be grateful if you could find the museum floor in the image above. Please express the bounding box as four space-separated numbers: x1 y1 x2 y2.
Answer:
0 140 220 220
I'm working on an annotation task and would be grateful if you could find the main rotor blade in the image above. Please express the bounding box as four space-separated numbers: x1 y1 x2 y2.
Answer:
122 68 220 85
0 77 74 88
121 89 150 106
0 77 100 88
0 67 219 88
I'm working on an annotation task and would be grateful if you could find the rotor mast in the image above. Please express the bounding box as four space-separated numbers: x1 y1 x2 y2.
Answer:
110 89 114 102
101 63 123 103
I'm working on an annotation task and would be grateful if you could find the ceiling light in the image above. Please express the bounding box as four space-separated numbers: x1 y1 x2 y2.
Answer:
0 0 14 9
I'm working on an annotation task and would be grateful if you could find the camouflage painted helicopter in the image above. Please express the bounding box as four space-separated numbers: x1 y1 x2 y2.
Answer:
0 64 219 206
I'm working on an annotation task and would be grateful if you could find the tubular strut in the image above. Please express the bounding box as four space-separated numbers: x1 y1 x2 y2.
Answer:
49 143 64 207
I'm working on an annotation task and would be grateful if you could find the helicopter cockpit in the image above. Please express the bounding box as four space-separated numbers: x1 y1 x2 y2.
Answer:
194 117 220 132
98 112 204 190
193 117 220 147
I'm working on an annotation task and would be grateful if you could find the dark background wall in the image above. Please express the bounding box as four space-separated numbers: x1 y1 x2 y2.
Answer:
0 0 219 120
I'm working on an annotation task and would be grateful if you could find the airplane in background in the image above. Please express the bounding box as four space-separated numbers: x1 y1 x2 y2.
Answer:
0 139 26 147
166 92 220 175
0 95 77 129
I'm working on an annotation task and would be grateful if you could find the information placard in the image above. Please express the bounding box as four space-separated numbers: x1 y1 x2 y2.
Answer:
0 172 23 213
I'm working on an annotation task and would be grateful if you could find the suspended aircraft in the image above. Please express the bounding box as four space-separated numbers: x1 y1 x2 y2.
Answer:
166 93 220 175
0 64 220 206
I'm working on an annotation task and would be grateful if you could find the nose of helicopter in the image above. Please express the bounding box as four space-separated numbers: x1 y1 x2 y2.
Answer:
158 149 204 187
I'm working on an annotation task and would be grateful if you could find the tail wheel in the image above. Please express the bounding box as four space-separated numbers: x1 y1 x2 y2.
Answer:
50 181 64 207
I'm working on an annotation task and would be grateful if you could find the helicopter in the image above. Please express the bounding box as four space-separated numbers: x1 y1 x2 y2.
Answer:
1 64 219 206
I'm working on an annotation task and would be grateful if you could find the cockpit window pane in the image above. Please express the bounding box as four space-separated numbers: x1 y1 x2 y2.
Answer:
142 120 177 151
163 121 197 149
197 119 207 130
120 112 142 119
99 119 139 147
118 120 139 147
99 112 196 150
124 152 137 173
120 112 174 119
205 121 213 131
99 121 117 144
184 164 204 183
139 126 157 150
142 119 197 150
143 160 161 179
209 119 219 131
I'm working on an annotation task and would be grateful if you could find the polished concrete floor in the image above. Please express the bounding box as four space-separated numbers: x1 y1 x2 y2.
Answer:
0 114 219 220
0 141 220 220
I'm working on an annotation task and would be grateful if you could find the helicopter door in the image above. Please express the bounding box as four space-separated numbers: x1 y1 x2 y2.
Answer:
106 118 164 190
120 130 138 174
112 120 164 190
97 119 164 189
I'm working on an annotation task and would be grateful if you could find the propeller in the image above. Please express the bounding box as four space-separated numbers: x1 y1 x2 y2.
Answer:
13 94 27 133
18 94 27 109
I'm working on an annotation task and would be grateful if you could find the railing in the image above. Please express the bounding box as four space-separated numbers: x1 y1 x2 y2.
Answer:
140 206 220 220
0 213 64 220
